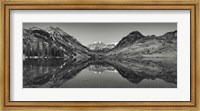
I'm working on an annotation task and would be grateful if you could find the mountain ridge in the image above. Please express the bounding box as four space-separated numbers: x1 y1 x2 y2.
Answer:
23 26 177 60
23 26 91 61
108 30 177 58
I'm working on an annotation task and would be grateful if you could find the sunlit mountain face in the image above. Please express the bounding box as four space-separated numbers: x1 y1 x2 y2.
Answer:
23 26 177 88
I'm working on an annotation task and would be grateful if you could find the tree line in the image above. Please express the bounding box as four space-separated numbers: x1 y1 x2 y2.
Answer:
23 39 65 58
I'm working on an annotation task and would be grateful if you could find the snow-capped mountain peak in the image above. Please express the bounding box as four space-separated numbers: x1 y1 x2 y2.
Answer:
88 42 115 51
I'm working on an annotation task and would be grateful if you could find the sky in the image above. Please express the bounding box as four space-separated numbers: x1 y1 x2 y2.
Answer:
23 23 177 46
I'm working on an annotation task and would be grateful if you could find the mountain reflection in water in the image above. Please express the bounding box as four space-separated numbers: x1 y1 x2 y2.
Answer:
23 58 177 88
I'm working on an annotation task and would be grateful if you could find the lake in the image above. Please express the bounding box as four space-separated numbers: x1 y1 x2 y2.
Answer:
23 58 177 88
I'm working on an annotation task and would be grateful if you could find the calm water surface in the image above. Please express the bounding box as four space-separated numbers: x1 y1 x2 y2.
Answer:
23 58 177 88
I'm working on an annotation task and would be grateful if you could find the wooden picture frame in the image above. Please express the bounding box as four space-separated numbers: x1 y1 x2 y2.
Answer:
0 0 199 111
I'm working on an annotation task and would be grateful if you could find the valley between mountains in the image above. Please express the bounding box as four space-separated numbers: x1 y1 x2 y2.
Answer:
23 26 177 88
23 26 177 61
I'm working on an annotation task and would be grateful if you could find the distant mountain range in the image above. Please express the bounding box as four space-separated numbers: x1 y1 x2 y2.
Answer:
88 42 115 52
23 26 177 60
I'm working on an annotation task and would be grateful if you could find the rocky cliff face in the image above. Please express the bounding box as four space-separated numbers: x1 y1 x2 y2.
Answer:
23 26 91 61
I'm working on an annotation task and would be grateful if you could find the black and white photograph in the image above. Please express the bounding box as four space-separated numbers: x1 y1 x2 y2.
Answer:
23 23 177 88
